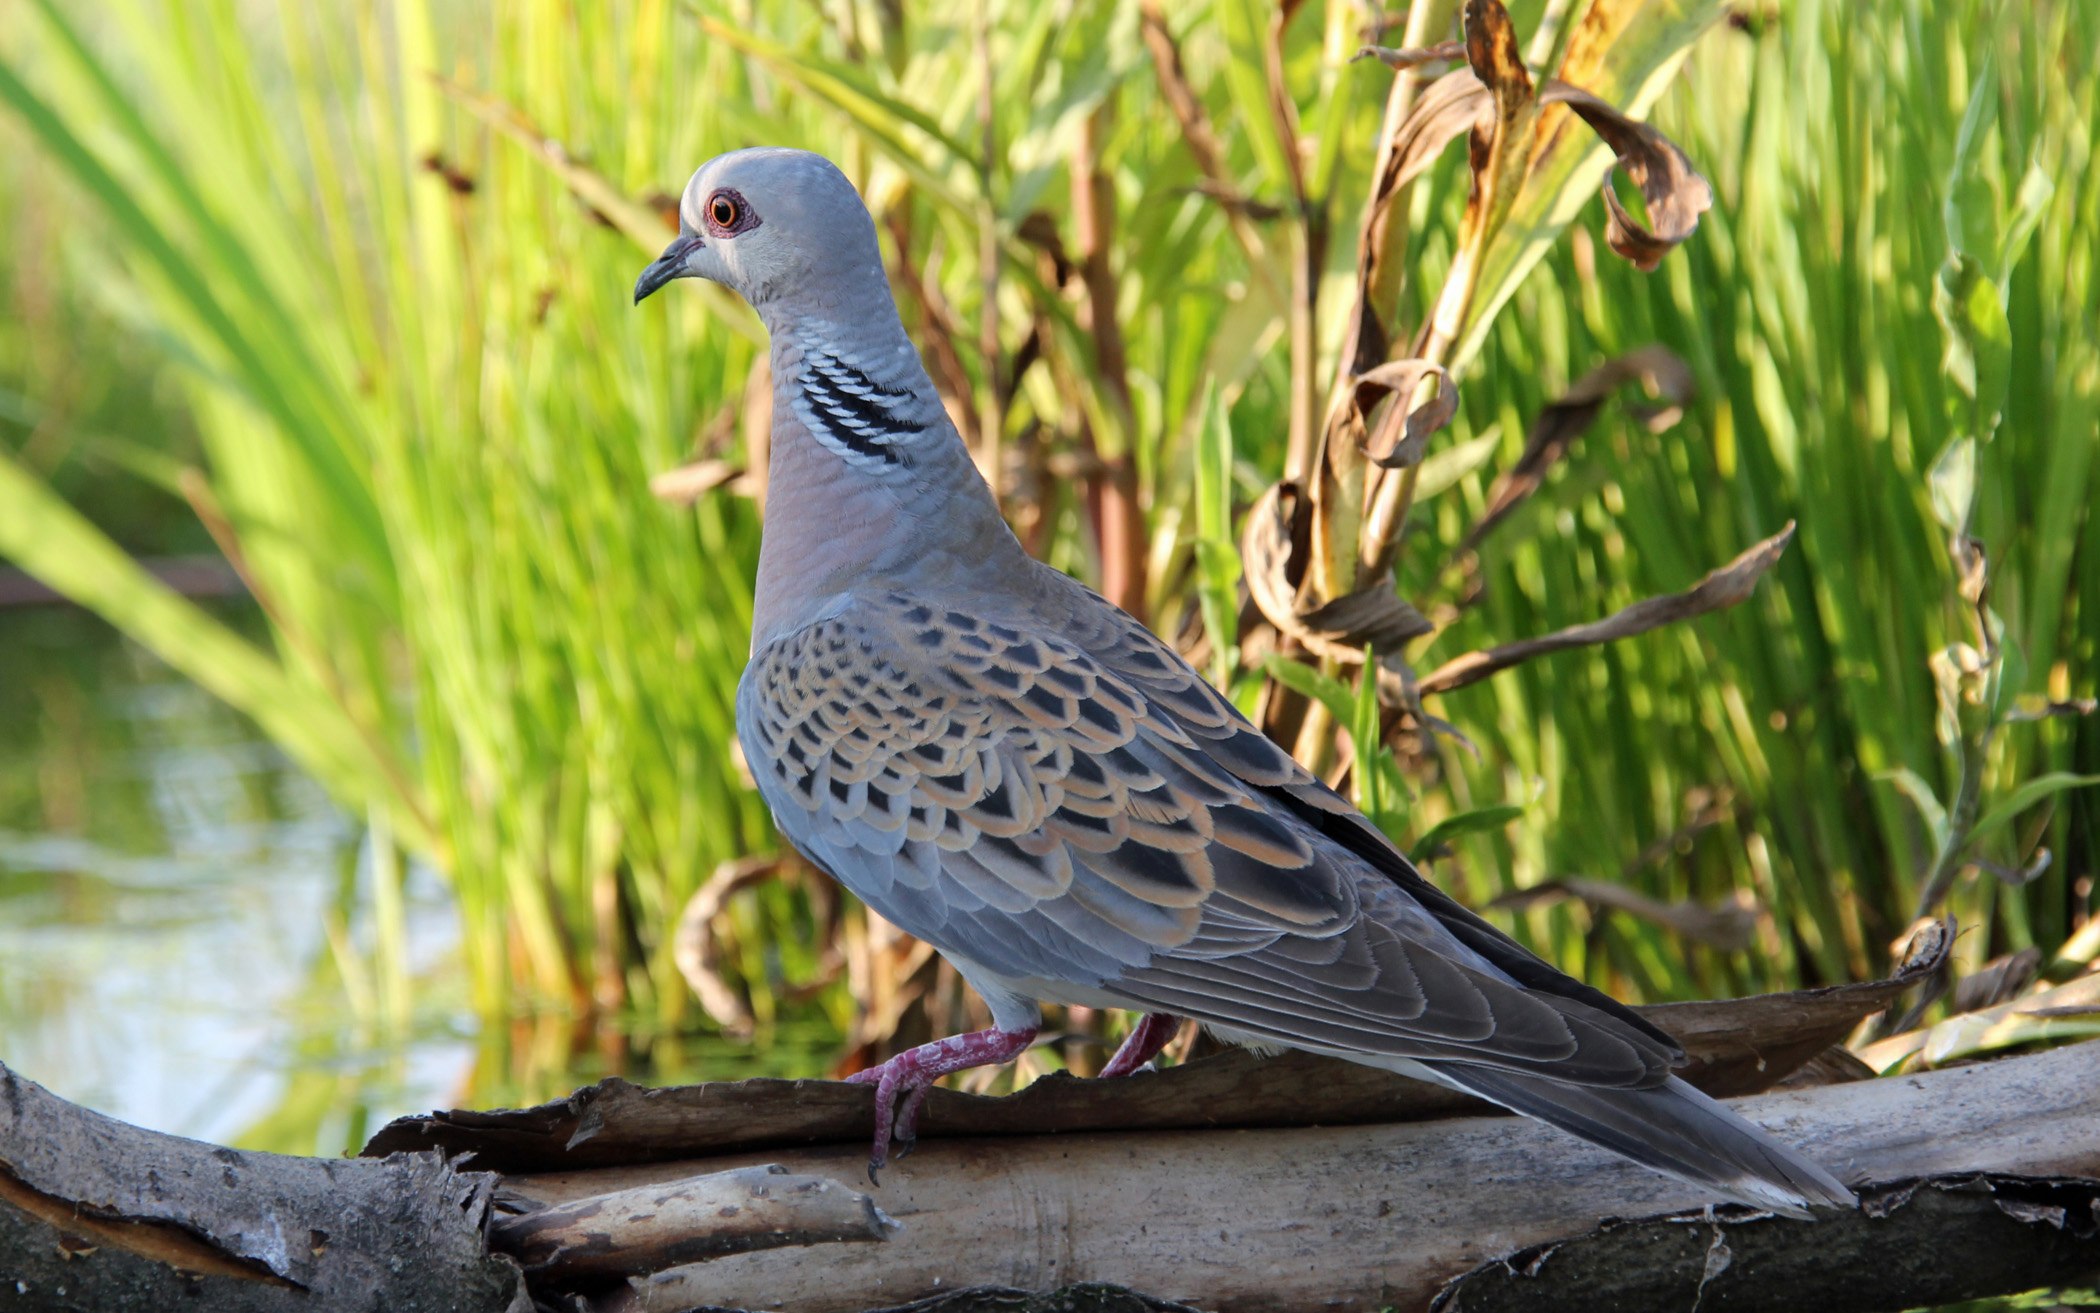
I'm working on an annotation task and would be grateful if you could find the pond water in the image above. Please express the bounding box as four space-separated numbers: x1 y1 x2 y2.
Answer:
0 602 838 1155
0 606 475 1153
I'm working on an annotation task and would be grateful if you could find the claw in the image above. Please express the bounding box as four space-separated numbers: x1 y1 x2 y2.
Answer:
1099 1013 1180 1079
844 1023 1040 1185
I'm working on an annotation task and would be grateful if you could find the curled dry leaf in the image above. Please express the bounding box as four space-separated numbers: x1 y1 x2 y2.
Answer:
1464 344 1694 555
1355 358 1459 470
1950 947 2044 1015
1367 36 1714 274
672 854 790 1035
1243 481 1434 664
1419 523 1795 696
1568 78 1716 270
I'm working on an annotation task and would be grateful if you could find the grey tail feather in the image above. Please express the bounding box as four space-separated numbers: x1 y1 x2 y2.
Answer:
1436 1066 1857 1218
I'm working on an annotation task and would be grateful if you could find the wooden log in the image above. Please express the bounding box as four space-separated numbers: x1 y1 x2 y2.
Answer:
0 1063 525 1313
364 938 1945 1174
499 1039 2098 1313
1429 1173 2100 1312
492 1163 896 1282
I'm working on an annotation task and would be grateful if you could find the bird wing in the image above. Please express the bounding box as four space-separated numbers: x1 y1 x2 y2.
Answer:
739 589 1678 1087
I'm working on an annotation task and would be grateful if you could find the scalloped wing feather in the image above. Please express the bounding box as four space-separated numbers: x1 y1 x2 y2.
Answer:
738 590 1677 1088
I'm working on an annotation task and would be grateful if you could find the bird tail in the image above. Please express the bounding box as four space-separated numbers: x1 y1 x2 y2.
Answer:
1432 1065 1856 1217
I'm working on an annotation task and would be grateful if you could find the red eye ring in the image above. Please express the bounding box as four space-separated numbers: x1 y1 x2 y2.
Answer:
709 194 739 228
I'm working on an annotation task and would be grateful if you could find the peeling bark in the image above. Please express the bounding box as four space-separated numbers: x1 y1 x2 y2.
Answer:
1432 1174 2100 1312
0 1063 525 1313
494 1164 895 1284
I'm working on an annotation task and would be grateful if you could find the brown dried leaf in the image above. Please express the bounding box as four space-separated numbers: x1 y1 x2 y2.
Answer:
1368 52 1712 274
1951 948 2045 1015
1243 482 1435 661
1467 0 1536 154
1355 359 1459 470
1419 523 1795 696
1545 83 1715 270
671 855 788 1036
1464 344 1694 553
1385 63 1508 213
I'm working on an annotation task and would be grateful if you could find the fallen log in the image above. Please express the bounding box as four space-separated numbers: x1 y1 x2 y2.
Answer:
364 934 1946 1173
0 1064 526 1313
501 1038 2100 1313
7 934 2095 1313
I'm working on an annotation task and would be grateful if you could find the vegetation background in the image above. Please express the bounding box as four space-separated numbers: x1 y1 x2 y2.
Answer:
0 0 2093 1191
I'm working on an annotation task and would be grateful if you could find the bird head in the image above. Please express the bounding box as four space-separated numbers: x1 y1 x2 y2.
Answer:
632 147 883 317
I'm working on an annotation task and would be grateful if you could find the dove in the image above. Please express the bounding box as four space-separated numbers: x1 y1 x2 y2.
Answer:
633 147 1854 1215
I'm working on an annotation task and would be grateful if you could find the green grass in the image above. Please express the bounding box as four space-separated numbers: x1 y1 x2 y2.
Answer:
0 0 2092 1103
1418 0 2099 997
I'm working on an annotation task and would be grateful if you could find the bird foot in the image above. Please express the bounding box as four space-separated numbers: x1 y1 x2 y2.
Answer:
848 1024 1038 1184
1098 1012 1180 1078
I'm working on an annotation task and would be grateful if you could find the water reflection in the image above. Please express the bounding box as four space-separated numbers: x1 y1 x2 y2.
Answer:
0 607 472 1155
0 607 840 1155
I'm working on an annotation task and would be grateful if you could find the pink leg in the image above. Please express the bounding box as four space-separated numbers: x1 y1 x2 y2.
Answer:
1098 1012 1180 1078
845 1024 1037 1182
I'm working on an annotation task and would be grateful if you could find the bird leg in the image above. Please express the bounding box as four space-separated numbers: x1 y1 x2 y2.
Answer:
1098 1012 1181 1078
846 1024 1037 1182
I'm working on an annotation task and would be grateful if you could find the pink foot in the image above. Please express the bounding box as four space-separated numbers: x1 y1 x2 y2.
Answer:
846 1024 1037 1183
1099 1012 1180 1078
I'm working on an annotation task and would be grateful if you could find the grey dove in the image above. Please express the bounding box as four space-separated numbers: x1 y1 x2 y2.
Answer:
633 147 1854 1216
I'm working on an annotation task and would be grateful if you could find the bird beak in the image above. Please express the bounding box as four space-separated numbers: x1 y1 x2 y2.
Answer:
633 233 704 304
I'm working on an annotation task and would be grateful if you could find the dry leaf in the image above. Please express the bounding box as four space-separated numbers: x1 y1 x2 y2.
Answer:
1355 358 1460 470
1490 879 1763 952
1419 523 1796 696
1364 33 1713 273
1464 345 1694 554
1243 482 1434 662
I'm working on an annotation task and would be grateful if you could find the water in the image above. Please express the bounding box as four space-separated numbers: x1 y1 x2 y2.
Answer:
0 607 475 1152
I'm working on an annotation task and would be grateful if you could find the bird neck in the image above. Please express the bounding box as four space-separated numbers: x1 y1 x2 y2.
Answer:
750 313 1025 651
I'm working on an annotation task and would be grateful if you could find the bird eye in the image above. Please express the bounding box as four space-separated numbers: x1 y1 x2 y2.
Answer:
708 194 739 229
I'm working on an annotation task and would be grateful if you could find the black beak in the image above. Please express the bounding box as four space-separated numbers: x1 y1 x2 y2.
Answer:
633 234 704 304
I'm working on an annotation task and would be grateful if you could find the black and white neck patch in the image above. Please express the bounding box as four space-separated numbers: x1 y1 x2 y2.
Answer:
793 349 926 469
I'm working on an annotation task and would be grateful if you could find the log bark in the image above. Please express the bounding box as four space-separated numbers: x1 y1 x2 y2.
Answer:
506 1039 2100 1313
9 937 2095 1313
1430 1174 2100 1312
363 945 1944 1174
493 1163 896 1283
0 1063 526 1313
